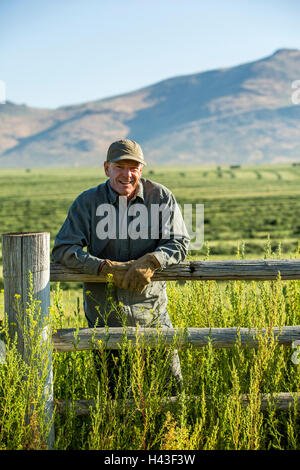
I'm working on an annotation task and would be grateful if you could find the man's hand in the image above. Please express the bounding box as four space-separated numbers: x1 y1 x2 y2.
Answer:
120 253 161 294
99 259 134 289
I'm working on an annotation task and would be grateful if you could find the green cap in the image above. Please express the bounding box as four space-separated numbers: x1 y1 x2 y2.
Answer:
106 139 146 166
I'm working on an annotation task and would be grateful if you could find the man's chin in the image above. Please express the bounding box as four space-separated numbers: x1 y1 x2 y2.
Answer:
117 188 134 197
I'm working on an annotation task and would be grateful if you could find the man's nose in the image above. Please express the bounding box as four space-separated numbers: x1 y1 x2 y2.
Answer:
121 167 132 177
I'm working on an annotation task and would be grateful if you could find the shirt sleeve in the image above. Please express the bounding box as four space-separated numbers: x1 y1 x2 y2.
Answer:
52 194 103 275
152 192 190 269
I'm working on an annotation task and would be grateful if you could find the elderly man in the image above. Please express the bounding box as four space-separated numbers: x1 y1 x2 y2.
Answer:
52 139 190 394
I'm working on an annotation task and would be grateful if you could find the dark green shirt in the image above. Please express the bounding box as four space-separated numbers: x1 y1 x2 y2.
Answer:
52 178 190 328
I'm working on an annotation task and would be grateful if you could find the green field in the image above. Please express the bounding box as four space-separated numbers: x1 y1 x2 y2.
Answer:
0 164 300 450
0 163 300 261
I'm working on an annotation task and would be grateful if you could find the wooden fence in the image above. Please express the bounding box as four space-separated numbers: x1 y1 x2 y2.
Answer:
2 232 300 449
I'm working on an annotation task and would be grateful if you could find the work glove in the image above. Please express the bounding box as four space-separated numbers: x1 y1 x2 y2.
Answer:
120 253 161 294
98 259 134 289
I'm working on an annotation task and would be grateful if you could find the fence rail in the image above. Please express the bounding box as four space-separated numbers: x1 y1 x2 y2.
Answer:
2 232 300 449
55 392 300 416
51 259 300 282
52 325 300 352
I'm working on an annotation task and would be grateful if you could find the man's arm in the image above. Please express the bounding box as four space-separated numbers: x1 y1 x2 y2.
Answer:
151 193 190 268
52 195 102 275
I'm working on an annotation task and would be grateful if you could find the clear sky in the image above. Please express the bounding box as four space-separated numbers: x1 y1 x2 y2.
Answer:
1 0 299 109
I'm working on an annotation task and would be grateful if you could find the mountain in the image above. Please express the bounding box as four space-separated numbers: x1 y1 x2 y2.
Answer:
1 48 300 167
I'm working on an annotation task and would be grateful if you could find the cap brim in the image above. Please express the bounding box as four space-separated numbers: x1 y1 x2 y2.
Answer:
109 154 147 166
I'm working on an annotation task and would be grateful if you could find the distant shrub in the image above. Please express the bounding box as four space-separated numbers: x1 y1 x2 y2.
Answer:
215 166 223 177
254 170 262 179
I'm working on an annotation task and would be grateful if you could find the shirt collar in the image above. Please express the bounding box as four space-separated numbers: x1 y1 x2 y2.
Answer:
106 179 119 204
133 180 144 202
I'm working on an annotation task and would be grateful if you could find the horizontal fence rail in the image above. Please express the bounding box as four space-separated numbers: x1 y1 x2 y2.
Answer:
52 326 300 352
55 392 300 416
50 259 300 282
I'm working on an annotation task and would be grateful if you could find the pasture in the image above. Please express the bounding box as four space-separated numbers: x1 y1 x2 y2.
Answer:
0 164 299 450
0 163 300 262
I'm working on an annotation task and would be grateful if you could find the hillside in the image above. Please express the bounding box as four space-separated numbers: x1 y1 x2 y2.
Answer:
0 48 300 167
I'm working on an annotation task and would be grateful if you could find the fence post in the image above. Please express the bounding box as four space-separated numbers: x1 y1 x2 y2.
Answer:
2 232 54 449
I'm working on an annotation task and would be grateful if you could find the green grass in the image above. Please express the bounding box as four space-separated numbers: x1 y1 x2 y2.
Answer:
1 269 299 450
0 163 300 261
0 164 300 450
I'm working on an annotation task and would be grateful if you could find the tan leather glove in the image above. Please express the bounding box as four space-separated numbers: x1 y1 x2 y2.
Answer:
120 253 161 294
99 259 134 289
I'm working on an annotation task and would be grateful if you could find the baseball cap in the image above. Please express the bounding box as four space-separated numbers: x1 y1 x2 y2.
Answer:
106 139 146 166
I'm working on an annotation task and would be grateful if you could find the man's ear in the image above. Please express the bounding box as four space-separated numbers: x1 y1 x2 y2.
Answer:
104 161 110 177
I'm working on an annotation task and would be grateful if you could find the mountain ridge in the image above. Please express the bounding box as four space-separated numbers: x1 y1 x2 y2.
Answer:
1 48 300 167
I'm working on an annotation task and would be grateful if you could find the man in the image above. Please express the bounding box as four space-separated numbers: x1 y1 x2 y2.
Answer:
52 139 190 394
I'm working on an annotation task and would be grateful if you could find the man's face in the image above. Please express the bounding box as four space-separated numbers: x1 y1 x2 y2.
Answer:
104 159 143 198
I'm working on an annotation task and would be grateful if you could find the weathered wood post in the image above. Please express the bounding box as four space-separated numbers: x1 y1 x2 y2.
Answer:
2 232 54 449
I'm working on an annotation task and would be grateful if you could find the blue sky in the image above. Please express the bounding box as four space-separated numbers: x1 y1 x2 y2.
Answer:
1 0 299 109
